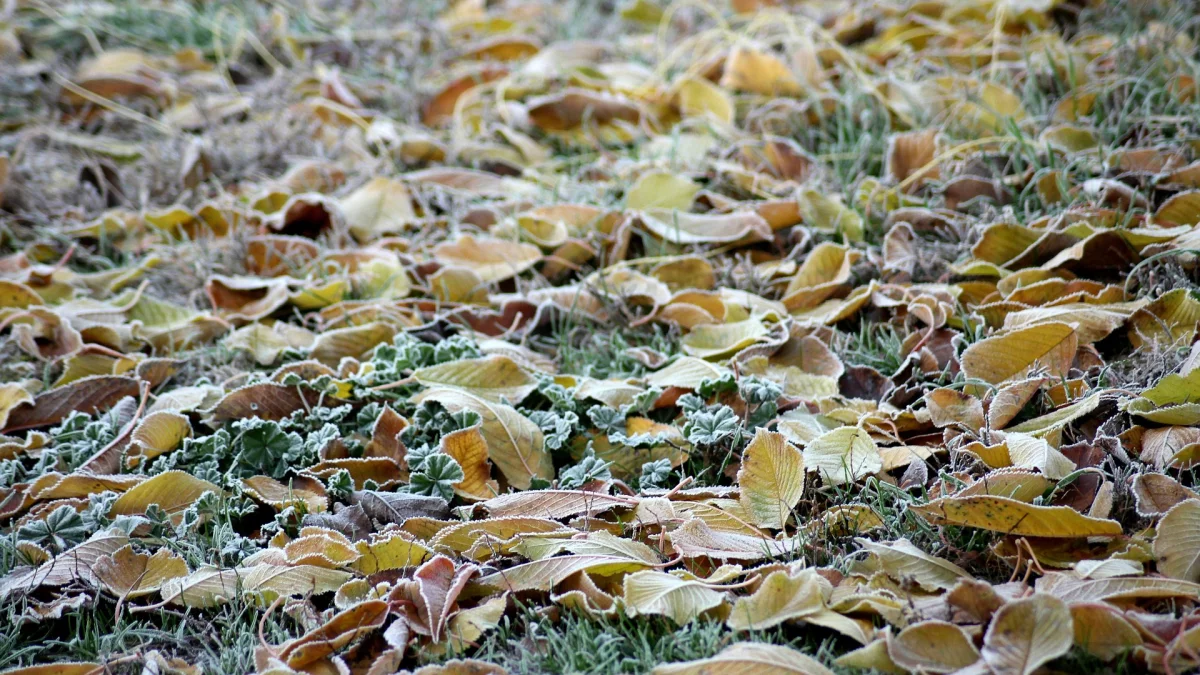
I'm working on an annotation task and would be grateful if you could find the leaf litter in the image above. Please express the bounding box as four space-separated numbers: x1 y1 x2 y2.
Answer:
1 0 1200 673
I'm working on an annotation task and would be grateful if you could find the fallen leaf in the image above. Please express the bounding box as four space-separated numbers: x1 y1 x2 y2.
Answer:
737 429 805 528
624 570 726 624
653 642 835 675
803 426 881 486
981 593 1072 675
911 495 1123 537
416 388 552 490
1154 498 1200 582
726 569 825 631
888 621 980 674
961 323 1077 385
413 355 537 403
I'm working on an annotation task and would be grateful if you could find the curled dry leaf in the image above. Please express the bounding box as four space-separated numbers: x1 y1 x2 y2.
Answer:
856 538 972 591
477 554 649 592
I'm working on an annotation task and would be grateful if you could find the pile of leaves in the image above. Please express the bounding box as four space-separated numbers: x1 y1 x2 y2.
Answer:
3 0 1200 673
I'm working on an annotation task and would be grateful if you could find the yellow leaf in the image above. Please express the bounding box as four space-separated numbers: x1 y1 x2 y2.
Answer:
911 495 1123 537
160 564 351 607
796 190 863 242
430 266 489 304
681 318 769 360
960 322 1077 385
1122 368 1200 425
856 538 971 591
517 530 660 564
638 209 772 245
737 429 804 528
626 172 700 211
720 46 803 97
668 519 798 561
478 555 649 592
430 517 573 561
0 383 34 431
981 593 1072 675
126 410 191 468
1002 303 1132 344
416 388 551 490
242 475 328 514
355 255 413 300
925 388 984 430
1156 189 1200 226
340 176 415 241
1039 124 1098 154
645 357 730 389
726 569 826 631
0 529 128 599
477 490 636 520
109 471 223 522
413 355 537 403
279 600 389 667
1154 498 1200 582
653 642 835 675
802 426 881 486
309 322 396 366
888 621 980 674
1070 603 1143 661
224 322 316 366
1128 288 1200 349
835 640 905 674
1004 392 1102 436
1004 432 1076 479
287 278 348 310
674 75 733 124
624 570 726 624
443 594 508 654
352 533 433 574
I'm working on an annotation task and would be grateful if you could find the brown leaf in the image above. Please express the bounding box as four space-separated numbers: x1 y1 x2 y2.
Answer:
278 600 389 668
204 382 323 424
1 376 140 433
93 544 188 598
526 89 643 131
1132 473 1198 516
393 555 479 642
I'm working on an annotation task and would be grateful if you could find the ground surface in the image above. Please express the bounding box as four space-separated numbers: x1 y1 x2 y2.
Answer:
1 1 1200 674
